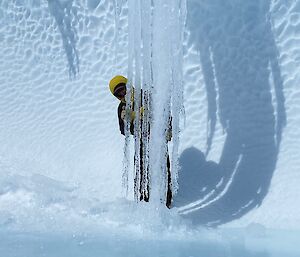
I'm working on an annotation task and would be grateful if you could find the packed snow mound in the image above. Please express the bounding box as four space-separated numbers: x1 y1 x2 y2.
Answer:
1 175 300 257
0 173 185 234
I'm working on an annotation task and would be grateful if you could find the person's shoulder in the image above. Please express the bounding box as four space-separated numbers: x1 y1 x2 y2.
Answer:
118 101 125 107
118 101 126 112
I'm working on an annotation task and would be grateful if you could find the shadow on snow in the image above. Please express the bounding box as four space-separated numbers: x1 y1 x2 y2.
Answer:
47 0 80 78
175 0 286 226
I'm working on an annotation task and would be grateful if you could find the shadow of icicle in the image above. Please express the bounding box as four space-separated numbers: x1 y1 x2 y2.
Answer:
48 0 80 78
175 0 286 227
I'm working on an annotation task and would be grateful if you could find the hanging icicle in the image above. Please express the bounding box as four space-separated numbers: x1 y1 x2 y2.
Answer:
123 0 186 206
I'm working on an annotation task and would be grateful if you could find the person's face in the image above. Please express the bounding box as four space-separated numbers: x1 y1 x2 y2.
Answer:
113 83 126 100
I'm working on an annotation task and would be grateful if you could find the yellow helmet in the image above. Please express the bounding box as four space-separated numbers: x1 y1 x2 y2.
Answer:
109 75 127 95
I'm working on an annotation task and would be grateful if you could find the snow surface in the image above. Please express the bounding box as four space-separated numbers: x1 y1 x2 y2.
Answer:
1 0 300 256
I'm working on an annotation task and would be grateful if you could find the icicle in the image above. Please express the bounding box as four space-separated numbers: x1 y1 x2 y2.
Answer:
133 0 143 202
169 0 187 195
140 0 152 203
126 0 145 201
124 0 186 206
149 0 173 205
122 0 136 198
122 132 130 197
122 75 133 198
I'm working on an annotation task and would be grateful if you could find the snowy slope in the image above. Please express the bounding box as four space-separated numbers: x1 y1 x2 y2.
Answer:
0 0 300 247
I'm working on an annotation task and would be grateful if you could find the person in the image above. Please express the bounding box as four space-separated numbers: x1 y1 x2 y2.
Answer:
109 75 172 208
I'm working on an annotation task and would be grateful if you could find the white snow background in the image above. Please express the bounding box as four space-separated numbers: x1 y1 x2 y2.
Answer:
0 0 300 256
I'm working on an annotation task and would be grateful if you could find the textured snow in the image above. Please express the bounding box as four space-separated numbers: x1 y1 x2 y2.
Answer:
1 0 300 256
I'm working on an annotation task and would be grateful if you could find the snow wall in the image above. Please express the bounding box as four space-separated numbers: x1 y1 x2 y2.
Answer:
0 0 300 230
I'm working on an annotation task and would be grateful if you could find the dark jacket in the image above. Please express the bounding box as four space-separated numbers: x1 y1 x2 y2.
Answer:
118 100 172 139
118 101 134 135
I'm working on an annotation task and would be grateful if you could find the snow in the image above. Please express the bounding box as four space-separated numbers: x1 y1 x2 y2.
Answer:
1 0 300 256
